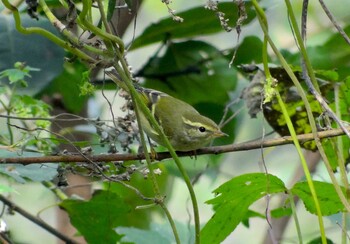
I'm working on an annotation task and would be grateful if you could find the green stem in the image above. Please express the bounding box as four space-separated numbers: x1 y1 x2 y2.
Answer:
335 84 349 244
288 191 303 244
0 90 14 145
42 181 68 200
78 0 124 53
334 84 349 190
160 202 181 244
96 0 112 34
132 88 180 243
276 90 326 243
39 0 107 57
2 0 96 63
112 62 201 243
111 47 184 243
342 212 347 244
282 0 350 212
284 0 319 91
6 109 13 145
252 0 350 213
252 1 327 242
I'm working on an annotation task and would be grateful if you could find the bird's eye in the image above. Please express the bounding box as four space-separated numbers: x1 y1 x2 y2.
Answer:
198 126 206 133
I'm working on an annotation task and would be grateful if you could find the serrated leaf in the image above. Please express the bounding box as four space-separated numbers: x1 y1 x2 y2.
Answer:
291 181 345 216
130 2 256 50
118 226 170 244
201 173 286 244
60 190 130 243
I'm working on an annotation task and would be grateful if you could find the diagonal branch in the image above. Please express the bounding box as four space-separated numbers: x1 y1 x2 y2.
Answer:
0 195 78 244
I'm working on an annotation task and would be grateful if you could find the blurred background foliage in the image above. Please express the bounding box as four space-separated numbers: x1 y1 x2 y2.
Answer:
1 0 350 243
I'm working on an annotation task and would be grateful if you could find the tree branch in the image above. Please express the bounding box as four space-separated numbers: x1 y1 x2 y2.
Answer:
1 127 348 165
0 195 79 244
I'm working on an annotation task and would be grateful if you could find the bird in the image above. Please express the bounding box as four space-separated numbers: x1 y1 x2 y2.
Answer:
106 70 227 151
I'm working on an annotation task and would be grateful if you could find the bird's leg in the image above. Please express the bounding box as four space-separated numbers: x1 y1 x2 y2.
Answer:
147 136 157 161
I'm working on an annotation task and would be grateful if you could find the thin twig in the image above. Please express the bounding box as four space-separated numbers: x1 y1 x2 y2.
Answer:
318 0 350 46
0 195 78 244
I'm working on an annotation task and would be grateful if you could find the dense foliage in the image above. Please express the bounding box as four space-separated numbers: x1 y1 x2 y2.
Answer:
0 0 350 243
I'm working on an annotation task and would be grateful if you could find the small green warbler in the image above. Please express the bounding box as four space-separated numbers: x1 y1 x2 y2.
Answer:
106 71 227 151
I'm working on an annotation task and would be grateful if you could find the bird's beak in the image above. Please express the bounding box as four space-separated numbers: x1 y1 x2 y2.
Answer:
214 130 228 137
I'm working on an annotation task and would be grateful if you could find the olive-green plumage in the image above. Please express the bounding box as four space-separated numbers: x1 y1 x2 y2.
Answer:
106 71 226 151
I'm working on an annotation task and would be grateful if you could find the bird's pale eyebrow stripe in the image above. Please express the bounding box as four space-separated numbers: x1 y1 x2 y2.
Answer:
182 117 216 131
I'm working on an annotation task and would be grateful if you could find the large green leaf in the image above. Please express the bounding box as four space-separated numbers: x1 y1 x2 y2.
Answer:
201 173 286 244
60 190 130 243
130 2 256 50
101 165 170 228
0 15 65 95
142 40 236 104
291 181 345 216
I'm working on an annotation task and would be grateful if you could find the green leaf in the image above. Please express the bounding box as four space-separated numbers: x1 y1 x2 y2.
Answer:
118 226 170 244
11 94 51 128
307 236 335 244
0 15 65 95
117 221 194 244
232 36 264 65
271 206 292 218
322 137 349 170
0 62 40 87
0 68 30 85
201 173 286 244
291 181 345 216
241 210 265 228
106 0 117 21
60 190 130 243
130 2 256 50
0 163 58 183
322 76 350 170
42 61 90 113
284 25 350 80
143 41 236 104
101 168 170 228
